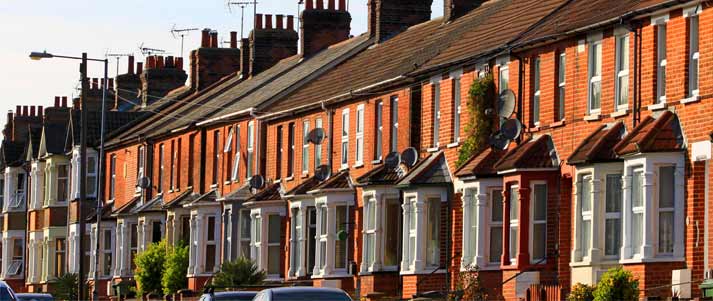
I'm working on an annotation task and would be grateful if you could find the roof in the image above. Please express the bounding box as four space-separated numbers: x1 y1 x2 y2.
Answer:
42 124 69 155
614 111 684 156
1 140 26 167
221 183 254 201
185 189 219 206
69 110 147 148
26 126 43 160
568 122 625 165
396 151 451 187
246 183 283 203
131 195 165 214
111 196 140 216
355 164 404 186
86 202 116 222
162 189 198 209
283 176 321 197
454 147 506 178
309 171 353 193
494 135 559 172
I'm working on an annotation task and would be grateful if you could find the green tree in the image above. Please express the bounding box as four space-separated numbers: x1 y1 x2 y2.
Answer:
51 273 78 301
568 283 595 301
593 267 639 301
211 257 266 288
457 73 496 168
134 240 167 296
162 241 190 295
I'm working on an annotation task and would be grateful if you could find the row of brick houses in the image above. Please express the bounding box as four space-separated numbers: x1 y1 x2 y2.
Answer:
2 0 713 299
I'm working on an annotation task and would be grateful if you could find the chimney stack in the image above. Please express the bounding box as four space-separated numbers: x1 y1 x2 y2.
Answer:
22 106 29 116
201 29 211 48
240 38 251 79
30 106 35 117
37 106 43 119
265 14 273 29
230 31 238 48
189 29 241 91
249 13 298 75
62 96 68 107
369 0 433 42
300 0 352 57
256 14 263 30
128 55 135 74
444 0 486 22
54 96 61 108
210 31 219 48
137 62 144 74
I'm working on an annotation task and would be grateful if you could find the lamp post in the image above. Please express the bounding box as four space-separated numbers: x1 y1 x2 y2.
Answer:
30 51 108 301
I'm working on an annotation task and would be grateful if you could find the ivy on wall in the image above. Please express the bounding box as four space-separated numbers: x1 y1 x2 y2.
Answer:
456 73 496 168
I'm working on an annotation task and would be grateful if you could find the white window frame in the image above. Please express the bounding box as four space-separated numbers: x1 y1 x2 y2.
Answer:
684 7 700 98
287 123 295 178
212 131 220 185
578 174 593 262
363 197 377 270
170 141 176 190
557 53 566 121
9 172 26 209
587 34 602 115
109 155 116 200
499 65 509 94
400 188 447 275
355 104 364 166
361 190 400 274
532 58 541 126
375 101 383 161
604 172 623 260
630 167 645 258
390 96 399 152
340 109 349 169
239 209 251 258
8 238 24 276
314 119 323 168
302 120 310 174
205 215 218 273
451 69 462 143
508 185 519 264
530 181 547 263
488 188 503 266
247 121 254 178
231 125 241 181
136 146 145 193
313 195 353 278
224 127 234 153
87 154 98 198
56 163 70 204
289 207 302 278
653 14 669 104
656 165 675 255
101 229 113 277
431 78 440 148
615 31 630 110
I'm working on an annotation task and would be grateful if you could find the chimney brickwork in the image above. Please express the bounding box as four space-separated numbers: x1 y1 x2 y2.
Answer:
300 0 352 57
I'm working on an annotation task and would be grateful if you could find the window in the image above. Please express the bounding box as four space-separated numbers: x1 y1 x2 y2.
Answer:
212 131 220 185
290 208 302 276
130 224 138 270
489 190 503 264
0 177 4 209
8 239 23 275
374 101 383 161
158 144 165 193
231 126 241 181
404 198 417 269
605 174 622 258
532 183 547 262
180 216 190 244
588 40 602 113
341 109 349 168
87 155 97 197
170 140 175 189
314 119 323 169
390 96 398 152
102 230 112 276
658 166 675 254
615 34 630 109
109 155 116 200
356 104 364 165
57 164 69 203
556 53 566 121
276 126 283 179
432 81 440 148
137 146 145 192
384 199 400 267
10 173 25 208
239 210 251 257
508 186 519 263
579 175 592 260
631 169 644 257
288 123 295 177
318 207 328 269
499 65 509 93
452 75 461 142
364 199 376 268
656 23 667 103
188 136 195 186
267 215 281 275
55 238 66 277
307 208 317 273
302 120 310 174
177 138 182 188
688 13 699 97
335 205 348 269
247 121 254 178
206 216 217 272
426 198 440 267
532 58 541 125
152 220 162 243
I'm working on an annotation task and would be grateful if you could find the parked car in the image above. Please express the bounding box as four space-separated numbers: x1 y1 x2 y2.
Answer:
252 287 352 301
14 294 54 301
199 291 257 301
0 281 16 301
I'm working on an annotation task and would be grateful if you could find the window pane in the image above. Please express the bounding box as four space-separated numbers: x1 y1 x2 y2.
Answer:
335 206 347 269
534 184 547 220
582 220 591 256
659 166 675 208
384 201 400 266
491 190 503 222
489 226 502 263
509 187 518 220
658 211 674 254
632 213 643 255
241 211 251 238
365 234 374 266
632 171 643 208
509 227 518 261
581 176 591 212
605 218 621 257
205 244 216 272
427 199 440 266
268 245 280 274
268 215 281 244
533 223 546 261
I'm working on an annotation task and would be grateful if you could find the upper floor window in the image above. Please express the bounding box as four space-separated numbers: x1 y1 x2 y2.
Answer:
211 131 220 186
654 16 668 103
87 155 97 197
452 73 462 143
390 96 399 152
687 10 700 97
314 119 323 168
231 125 241 181
137 146 145 192
341 109 349 169
588 38 602 114
532 58 541 125
247 121 255 178
557 53 566 121
276 125 283 179
431 80 441 148
499 65 509 93
615 33 630 109
158 144 166 192
57 163 69 204
176 138 182 188
170 140 176 190
302 120 310 174
0 176 4 209
287 123 295 177
10 173 26 209
374 101 383 161
109 155 116 200
356 104 365 166
224 128 234 183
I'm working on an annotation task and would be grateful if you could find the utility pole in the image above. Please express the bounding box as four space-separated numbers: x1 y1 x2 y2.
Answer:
92 58 109 301
78 52 88 301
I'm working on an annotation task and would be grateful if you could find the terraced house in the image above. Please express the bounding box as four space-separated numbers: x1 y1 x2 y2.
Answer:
2 0 713 300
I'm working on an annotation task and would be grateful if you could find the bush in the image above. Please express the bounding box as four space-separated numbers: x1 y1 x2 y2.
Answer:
51 273 78 301
455 265 487 301
135 240 167 296
593 267 639 301
162 241 190 295
568 283 595 301
211 257 266 288
457 73 496 168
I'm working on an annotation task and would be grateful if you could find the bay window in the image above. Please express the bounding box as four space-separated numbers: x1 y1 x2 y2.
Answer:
313 197 352 278
251 207 284 279
588 37 602 114
267 215 281 275
615 33 629 109
657 166 675 254
489 190 503 264
239 210 251 257
364 199 376 269
289 207 302 277
361 191 401 273
401 189 446 274
101 230 113 277
356 104 364 166
630 168 644 257
341 109 349 169
426 198 440 267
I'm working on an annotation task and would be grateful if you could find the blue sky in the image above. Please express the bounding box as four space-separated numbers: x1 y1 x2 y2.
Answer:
0 0 444 128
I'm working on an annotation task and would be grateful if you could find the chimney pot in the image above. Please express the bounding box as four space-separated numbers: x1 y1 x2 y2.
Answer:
256 14 263 29
166 56 175 68
92 78 99 89
37 106 43 119
15 106 21 116
276 15 284 29
316 0 323 9
157 56 165 68
210 31 219 48
201 29 211 48
61 96 68 107
265 14 273 29
175 57 183 70
339 0 346 10
306 0 313 10
30 106 36 117
137 62 144 74
230 31 238 48
147 56 156 69
108 78 114 89
128 55 135 74
54 96 60 108
287 15 295 30
22 105 29 116
328 0 335 10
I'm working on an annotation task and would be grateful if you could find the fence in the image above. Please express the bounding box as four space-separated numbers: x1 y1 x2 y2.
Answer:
526 284 563 301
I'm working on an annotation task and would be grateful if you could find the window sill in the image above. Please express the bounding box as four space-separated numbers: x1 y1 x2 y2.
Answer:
311 272 352 279
611 110 629 118
274 179 282 184
400 268 447 276
681 95 700 104
223 181 231 186
426 147 440 153
462 264 501 272
339 166 349 172
300 173 310 179
447 142 460 149
210 184 218 189
285 176 294 182
371 159 383 165
550 120 566 128
647 102 666 111
619 256 685 264
353 163 364 169
583 114 601 121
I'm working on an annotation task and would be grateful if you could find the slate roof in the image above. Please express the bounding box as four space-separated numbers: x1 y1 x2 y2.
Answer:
494 135 559 172
309 171 353 193
186 189 219 206
568 122 625 165
221 183 254 201
112 196 141 216
2 140 26 167
355 164 404 186
246 183 283 203
69 110 147 148
162 189 197 209
42 124 70 155
454 148 506 179
131 195 165 214
86 201 116 222
614 111 684 156
283 176 321 197
396 151 451 188
26 126 43 160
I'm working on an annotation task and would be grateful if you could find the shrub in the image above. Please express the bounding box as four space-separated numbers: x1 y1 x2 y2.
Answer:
455 265 487 301
134 240 167 296
162 241 190 295
593 267 639 301
457 73 496 168
568 283 595 301
211 257 266 288
51 273 78 301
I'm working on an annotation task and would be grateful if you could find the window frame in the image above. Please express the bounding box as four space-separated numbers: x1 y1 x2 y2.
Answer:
508 185 519 264
615 33 630 110
604 173 623 260
557 53 566 121
686 11 700 97
302 120 310 174
158 144 165 193
374 101 383 161
656 21 668 104
340 109 350 169
109 155 116 200
247 121 254 179
587 38 602 114
452 72 462 143
431 79 440 148
314 118 323 169
532 57 541 126
355 104 365 166
231 125 241 181
530 181 547 263
276 125 283 180
56 163 70 204
287 123 295 178
390 96 399 152
656 165 675 255
488 188 504 265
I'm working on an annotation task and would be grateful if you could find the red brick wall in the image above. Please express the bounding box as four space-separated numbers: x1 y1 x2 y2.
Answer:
105 143 143 209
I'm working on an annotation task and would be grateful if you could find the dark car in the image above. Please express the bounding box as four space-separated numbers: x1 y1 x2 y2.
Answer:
0 281 16 301
14 294 54 301
252 287 352 301
199 291 258 301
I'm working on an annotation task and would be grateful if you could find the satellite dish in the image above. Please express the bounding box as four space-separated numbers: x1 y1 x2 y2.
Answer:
337 230 348 241
137 177 151 189
384 152 400 169
249 175 265 190
489 132 511 150
400 147 418 167
315 165 332 181
307 128 326 145
498 89 516 118
501 118 523 140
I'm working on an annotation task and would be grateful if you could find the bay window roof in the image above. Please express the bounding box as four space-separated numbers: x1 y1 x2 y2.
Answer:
131 195 164 214
396 151 451 188
162 188 197 209
283 176 320 198
246 183 283 203
614 111 684 156
307 171 353 194
220 183 254 202
494 135 559 172
568 122 625 165
184 189 219 207
111 196 141 217
454 148 506 179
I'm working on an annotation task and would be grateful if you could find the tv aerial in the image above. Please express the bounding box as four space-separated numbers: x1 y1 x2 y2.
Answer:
226 1 258 39
137 42 166 58
170 25 199 58
105 52 133 77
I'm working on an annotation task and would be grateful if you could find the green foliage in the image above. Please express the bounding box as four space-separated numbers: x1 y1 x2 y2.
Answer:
162 241 190 295
455 265 488 301
211 257 266 288
134 240 167 296
568 283 595 301
457 73 496 168
51 273 79 301
593 267 639 301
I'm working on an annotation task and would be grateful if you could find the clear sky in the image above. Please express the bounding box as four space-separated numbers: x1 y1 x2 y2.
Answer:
0 0 444 129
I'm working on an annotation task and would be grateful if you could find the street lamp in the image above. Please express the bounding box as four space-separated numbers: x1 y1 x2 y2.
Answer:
29 51 108 301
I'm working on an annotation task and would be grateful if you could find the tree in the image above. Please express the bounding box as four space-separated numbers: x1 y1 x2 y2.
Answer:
51 273 79 301
457 73 496 168
593 267 639 301
162 241 190 295
211 257 266 288
134 240 167 296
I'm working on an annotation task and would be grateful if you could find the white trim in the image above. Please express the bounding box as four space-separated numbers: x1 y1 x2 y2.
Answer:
650 13 669 25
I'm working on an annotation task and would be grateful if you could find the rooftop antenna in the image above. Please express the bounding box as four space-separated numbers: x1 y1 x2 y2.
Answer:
170 25 199 58
105 52 133 77
137 42 167 58
226 1 258 39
